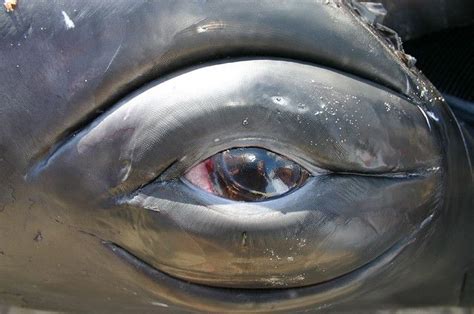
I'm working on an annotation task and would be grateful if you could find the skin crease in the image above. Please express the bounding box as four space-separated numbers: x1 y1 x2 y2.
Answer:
0 0 473 313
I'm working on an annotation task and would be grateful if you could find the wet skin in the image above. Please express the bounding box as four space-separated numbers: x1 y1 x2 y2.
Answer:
0 1 473 312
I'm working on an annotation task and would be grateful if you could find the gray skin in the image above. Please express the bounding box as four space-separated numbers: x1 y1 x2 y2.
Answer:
0 0 472 313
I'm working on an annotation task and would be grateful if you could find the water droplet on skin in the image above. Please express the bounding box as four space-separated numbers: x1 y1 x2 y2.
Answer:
426 111 439 122
241 232 248 247
242 118 249 126
272 96 288 106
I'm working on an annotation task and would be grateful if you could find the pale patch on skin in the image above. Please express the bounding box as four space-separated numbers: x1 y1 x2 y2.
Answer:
3 0 17 12
61 11 75 29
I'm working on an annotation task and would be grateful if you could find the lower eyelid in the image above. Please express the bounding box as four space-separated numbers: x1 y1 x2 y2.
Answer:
119 169 442 288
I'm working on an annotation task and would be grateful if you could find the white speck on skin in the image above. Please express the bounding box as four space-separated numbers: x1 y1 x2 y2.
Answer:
61 11 75 29
197 26 207 33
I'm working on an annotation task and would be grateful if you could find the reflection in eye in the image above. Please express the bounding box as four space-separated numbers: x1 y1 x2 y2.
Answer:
184 147 310 201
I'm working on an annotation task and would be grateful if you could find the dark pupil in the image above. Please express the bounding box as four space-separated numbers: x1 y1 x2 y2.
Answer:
210 148 307 201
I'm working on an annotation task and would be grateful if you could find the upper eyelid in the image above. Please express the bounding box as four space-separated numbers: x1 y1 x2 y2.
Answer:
31 58 425 166
28 59 441 205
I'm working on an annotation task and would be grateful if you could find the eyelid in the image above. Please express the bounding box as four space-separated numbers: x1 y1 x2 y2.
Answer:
29 59 441 205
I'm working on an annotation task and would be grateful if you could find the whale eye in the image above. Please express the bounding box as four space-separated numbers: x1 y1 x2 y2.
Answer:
183 147 310 201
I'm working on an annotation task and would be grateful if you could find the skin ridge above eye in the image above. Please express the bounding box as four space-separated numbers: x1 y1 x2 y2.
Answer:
12 0 430 177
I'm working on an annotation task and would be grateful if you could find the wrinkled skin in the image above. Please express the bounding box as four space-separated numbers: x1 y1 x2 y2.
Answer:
0 0 473 313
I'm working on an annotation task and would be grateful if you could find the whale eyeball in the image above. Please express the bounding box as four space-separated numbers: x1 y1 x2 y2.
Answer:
184 147 309 201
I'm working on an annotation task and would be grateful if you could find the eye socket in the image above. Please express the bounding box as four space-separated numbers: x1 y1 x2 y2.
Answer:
29 59 443 290
183 147 310 201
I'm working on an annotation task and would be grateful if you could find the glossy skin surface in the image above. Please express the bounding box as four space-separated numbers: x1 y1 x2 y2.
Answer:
0 0 472 312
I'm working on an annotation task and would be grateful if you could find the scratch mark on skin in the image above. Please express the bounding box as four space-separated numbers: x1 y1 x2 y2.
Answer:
77 229 103 239
52 216 107 242
355 215 380 236
8 184 16 202
151 301 169 308
1 184 16 212
61 11 75 29
105 44 122 73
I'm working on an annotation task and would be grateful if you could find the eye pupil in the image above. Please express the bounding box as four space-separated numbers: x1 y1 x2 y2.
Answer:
185 147 309 201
